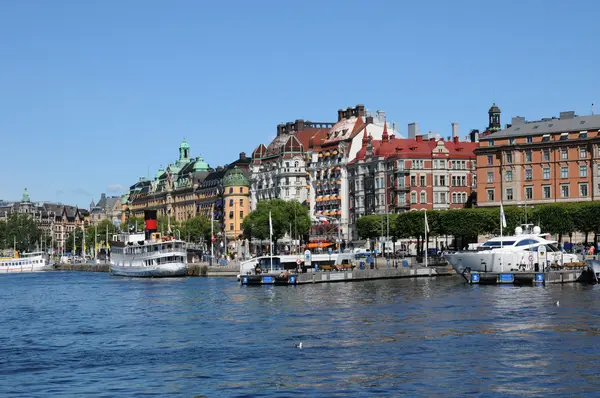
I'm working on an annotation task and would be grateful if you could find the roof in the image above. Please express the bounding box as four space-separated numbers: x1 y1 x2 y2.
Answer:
489 103 501 114
321 116 364 146
481 114 600 140
222 166 250 187
350 136 478 163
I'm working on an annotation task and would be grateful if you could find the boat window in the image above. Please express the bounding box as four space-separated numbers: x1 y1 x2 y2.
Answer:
516 239 537 246
547 244 560 252
481 241 516 247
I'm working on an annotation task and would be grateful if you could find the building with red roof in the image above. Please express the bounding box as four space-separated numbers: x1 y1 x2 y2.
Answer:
346 124 478 241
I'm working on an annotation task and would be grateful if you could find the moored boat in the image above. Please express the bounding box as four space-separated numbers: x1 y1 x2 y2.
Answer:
0 251 53 273
109 210 188 277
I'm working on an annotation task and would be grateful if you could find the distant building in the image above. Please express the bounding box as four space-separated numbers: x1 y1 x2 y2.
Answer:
0 188 88 252
89 193 121 225
475 105 600 207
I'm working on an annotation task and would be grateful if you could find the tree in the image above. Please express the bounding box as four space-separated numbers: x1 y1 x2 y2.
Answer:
65 229 85 255
0 213 43 252
180 215 213 243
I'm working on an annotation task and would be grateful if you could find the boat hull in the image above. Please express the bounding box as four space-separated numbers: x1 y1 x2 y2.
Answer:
110 262 187 277
0 264 54 273
446 250 579 274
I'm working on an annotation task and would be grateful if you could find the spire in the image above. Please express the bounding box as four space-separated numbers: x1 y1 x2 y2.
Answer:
382 119 389 143
362 127 369 146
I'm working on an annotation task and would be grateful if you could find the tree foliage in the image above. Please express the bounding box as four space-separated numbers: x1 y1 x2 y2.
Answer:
242 200 311 244
0 213 43 251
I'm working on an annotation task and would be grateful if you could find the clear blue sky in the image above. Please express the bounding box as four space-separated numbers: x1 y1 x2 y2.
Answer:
1 0 598 207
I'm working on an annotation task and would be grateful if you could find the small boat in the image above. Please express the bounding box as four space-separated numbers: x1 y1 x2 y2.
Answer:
0 251 54 273
109 210 187 278
445 224 579 274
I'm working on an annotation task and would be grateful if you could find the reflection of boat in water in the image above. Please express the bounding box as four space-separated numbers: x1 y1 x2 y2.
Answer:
109 210 187 278
445 225 579 274
0 251 53 273
586 260 600 283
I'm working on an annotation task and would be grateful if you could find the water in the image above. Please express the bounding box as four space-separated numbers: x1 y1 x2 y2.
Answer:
1 273 600 397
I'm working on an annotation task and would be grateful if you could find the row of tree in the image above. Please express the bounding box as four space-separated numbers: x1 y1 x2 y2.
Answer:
356 201 600 250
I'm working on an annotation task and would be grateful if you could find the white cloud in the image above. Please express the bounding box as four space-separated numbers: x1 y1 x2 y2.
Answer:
107 184 126 193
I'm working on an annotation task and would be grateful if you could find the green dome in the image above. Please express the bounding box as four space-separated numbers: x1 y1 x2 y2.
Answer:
180 138 190 150
156 168 164 179
22 188 30 202
223 166 250 187
193 156 209 172
121 194 129 205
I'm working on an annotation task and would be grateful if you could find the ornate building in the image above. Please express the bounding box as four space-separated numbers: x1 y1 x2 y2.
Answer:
123 139 252 247
307 104 400 244
476 105 600 207
0 188 88 252
250 120 332 209
89 193 121 225
222 167 251 240
347 126 478 241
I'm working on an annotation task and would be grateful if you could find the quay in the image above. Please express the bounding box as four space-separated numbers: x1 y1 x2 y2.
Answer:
240 265 455 286
52 262 239 277
461 268 594 285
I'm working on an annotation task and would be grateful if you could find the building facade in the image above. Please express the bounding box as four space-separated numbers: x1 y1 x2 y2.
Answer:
475 107 600 207
347 126 478 240
250 120 332 209
89 193 121 225
222 167 251 240
0 188 88 252
307 104 401 244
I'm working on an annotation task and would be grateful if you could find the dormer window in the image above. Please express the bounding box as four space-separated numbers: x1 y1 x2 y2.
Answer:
560 133 569 141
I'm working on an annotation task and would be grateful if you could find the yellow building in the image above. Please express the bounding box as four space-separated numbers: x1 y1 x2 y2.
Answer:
222 167 251 240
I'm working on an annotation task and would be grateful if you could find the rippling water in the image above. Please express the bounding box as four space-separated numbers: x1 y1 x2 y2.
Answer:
1 272 600 397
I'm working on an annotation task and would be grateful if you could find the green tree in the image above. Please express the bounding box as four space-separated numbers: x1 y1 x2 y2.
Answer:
65 229 85 255
180 215 213 243
0 213 42 252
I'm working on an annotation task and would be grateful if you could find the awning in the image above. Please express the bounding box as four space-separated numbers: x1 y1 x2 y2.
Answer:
306 242 334 249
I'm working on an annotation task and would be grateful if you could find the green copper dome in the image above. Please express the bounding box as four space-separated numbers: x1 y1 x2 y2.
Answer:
193 156 209 172
156 168 165 179
180 138 190 150
22 188 30 202
222 166 250 187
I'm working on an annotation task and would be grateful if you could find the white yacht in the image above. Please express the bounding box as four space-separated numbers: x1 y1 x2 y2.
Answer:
109 210 188 277
445 225 579 274
0 251 53 273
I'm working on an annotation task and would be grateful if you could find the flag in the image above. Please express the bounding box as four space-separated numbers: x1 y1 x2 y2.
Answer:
269 211 273 236
424 212 430 233
211 233 216 243
500 203 507 228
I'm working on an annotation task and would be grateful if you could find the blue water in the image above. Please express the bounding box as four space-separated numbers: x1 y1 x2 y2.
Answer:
1 272 600 397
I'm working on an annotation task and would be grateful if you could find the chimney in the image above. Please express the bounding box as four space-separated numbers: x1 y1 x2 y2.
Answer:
376 110 386 124
560 111 576 119
451 122 459 139
295 119 305 131
511 116 526 125
144 209 158 240
101 193 106 199
390 134 395 140
277 124 284 136
408 122 418 139
469 129 480 143
416 135 423 143
453 136 459 144
337 109 344 121
366 115 374 124
356 104 365 117
239 152 246 160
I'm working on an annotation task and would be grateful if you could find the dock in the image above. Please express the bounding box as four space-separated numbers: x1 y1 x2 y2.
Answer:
461 268 594 285
240 265 455 286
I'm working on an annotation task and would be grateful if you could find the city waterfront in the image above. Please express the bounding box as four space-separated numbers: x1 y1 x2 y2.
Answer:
1 273 600 396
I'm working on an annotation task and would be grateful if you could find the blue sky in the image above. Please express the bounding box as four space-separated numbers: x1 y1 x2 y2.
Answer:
1 0 598 207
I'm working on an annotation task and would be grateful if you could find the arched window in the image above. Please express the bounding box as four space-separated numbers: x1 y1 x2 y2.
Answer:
452 193 457 203
411 191 417 204
420 191 426 204
462 192 467 203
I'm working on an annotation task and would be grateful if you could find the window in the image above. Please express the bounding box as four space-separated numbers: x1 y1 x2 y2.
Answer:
561 149 568 160
543 150 550 161
451 176 456 186
230 223 234 231
440 192 446 204
239 199 243 206
542 134 550 142
240 210 244 218
487 189 495 201
580 165 588 178
526 137 533 143
411 192 417 204
433 160 438 169
506 153 513 164
420 176 426 186
543 167 550 180
434 176 438 186
411 176 416 186
580 147 587 158
440 176 446 186
525 151 532 162
240 187 243 193
487 155 493 165
525 168 532 181
580 132 588 139
489 140 494 146
509 137 515 145
561 166 569 178
229 187 233 194
229 211 234 219
506 188 513 201
229 199 233 206
543 186 551 199
560 133 569 141
561 184 569 198
452 192 457 203
487 171 494 183
505 170 513 182
420 191 426 204
525 186 533 200
439 160 446 169
580 183 589 197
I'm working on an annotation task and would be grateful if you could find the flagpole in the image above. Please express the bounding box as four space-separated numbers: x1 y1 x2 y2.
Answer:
424 212 428 268
269 210 273 273
210 203 214 265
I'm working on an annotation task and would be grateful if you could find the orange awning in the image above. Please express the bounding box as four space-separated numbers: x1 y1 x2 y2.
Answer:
306 242 334 249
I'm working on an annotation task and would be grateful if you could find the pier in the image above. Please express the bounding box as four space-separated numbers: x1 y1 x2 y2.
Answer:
462 269 594 285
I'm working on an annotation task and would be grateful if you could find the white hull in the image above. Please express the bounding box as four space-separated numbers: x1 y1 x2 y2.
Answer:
110 262 187 277
0 253 52 274
0 263 53 273
446 250 578 273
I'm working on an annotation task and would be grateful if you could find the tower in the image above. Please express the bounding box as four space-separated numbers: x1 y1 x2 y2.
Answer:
488 103 501 132
179 138 190 161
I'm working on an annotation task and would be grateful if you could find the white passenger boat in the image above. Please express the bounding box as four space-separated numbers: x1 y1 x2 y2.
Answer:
0 251 53 273
445 225 579 274
109 210 187 277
